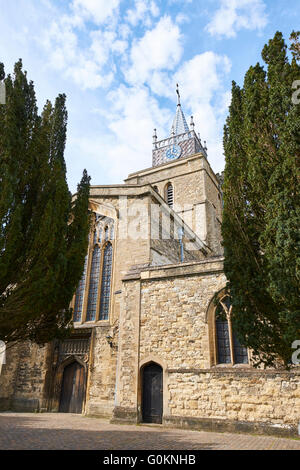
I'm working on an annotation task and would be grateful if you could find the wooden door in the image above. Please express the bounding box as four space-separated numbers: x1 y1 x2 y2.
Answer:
142 363 163 424
59 361 85 413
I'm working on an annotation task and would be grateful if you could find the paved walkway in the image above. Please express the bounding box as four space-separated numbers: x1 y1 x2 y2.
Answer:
0 412 299 450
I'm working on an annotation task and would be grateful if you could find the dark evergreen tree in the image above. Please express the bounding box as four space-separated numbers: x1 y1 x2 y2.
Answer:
222 32 300 367
290 31 300 61
0 60 91 344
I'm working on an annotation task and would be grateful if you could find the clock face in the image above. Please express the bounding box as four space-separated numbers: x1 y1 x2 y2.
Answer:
165 144 182 160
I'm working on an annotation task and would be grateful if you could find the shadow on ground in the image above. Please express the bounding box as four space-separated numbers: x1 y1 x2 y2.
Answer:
0 414 216 450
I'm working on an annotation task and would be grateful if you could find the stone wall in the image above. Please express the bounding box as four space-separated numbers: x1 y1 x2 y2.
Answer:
165 368 300 436
0 342 49 412
0 343 20 410
150 196 205 266
114 258 300 436
125 154 223 255
85 326 118 417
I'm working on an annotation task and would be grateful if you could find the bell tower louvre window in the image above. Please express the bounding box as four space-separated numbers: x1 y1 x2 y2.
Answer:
165 183 174 208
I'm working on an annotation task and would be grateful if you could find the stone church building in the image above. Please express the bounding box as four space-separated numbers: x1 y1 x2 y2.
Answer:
0 89 299 437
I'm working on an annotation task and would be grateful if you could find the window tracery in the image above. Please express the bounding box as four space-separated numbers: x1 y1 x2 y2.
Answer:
73 213 114 323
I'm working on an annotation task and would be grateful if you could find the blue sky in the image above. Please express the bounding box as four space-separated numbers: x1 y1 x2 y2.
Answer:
0 0 299 192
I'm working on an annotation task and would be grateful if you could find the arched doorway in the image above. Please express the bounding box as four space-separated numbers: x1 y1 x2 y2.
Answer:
142 363 163 424
59 361 86 413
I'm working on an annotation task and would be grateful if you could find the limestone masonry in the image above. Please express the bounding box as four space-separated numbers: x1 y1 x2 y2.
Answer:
0 90 299 437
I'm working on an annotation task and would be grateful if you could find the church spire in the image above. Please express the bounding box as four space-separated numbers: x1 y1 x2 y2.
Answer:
170 84 189 136
152 83 207 167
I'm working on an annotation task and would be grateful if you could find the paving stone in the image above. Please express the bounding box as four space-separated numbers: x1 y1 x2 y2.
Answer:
0 413 299 450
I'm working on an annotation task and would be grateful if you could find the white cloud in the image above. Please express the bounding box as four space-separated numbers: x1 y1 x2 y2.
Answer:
125 16 183 85
97 50 232 182
174 52 231 105
41 0 125 90
125 0 159 27
206 0 268 38
2 0 233 186
172 52 232 172
90 30 128 64
96 85 172 181
175 13 190 25
72 0 121 25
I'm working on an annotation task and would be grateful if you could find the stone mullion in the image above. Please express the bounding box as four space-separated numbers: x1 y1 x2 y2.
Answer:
70 292 76 312
227 305 235 365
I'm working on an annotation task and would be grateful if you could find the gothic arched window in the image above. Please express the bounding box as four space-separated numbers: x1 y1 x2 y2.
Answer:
73 213 115 324
215 295 248 365
86 245 101 321
99 242 113 321
165 183 174 208
73 255 88 322
215 297 231 364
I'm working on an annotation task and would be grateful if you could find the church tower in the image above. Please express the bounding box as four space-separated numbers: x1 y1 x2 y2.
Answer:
126 85 223 254
152 84 207 167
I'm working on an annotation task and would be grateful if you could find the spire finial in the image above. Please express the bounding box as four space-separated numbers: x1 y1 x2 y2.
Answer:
176 83 181 106
190 115 195 130
153 128 157 147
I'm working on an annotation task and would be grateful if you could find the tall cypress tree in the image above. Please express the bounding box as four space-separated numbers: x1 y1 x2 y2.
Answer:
222 32 300 367
0 60 91 344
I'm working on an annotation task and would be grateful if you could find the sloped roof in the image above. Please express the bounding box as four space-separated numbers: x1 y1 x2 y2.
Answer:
170 104 189 136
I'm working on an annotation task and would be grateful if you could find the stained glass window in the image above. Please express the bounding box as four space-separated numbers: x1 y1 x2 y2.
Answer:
215 296 248 365
73 255 88 322
110 224 114 240
99 242 113 320
93 229 97 245
86 245 101 321
216 301 231 364
73 213 115 324
233 334 249 364
98 226 102 243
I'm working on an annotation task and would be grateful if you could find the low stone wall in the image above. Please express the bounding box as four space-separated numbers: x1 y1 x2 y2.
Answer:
165 368 300 437
0 342 49 412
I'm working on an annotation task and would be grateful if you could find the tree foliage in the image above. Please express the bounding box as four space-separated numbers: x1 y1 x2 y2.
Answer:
0 60 91 344
222 32 300 367
290 31 300 61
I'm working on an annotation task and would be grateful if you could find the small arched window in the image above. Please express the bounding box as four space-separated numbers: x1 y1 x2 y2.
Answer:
215 295 248 365
86 245 101 321
165 183 174 208
99 242 113 320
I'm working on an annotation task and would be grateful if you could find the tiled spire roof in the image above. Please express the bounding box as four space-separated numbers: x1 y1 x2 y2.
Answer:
170 84 189 136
